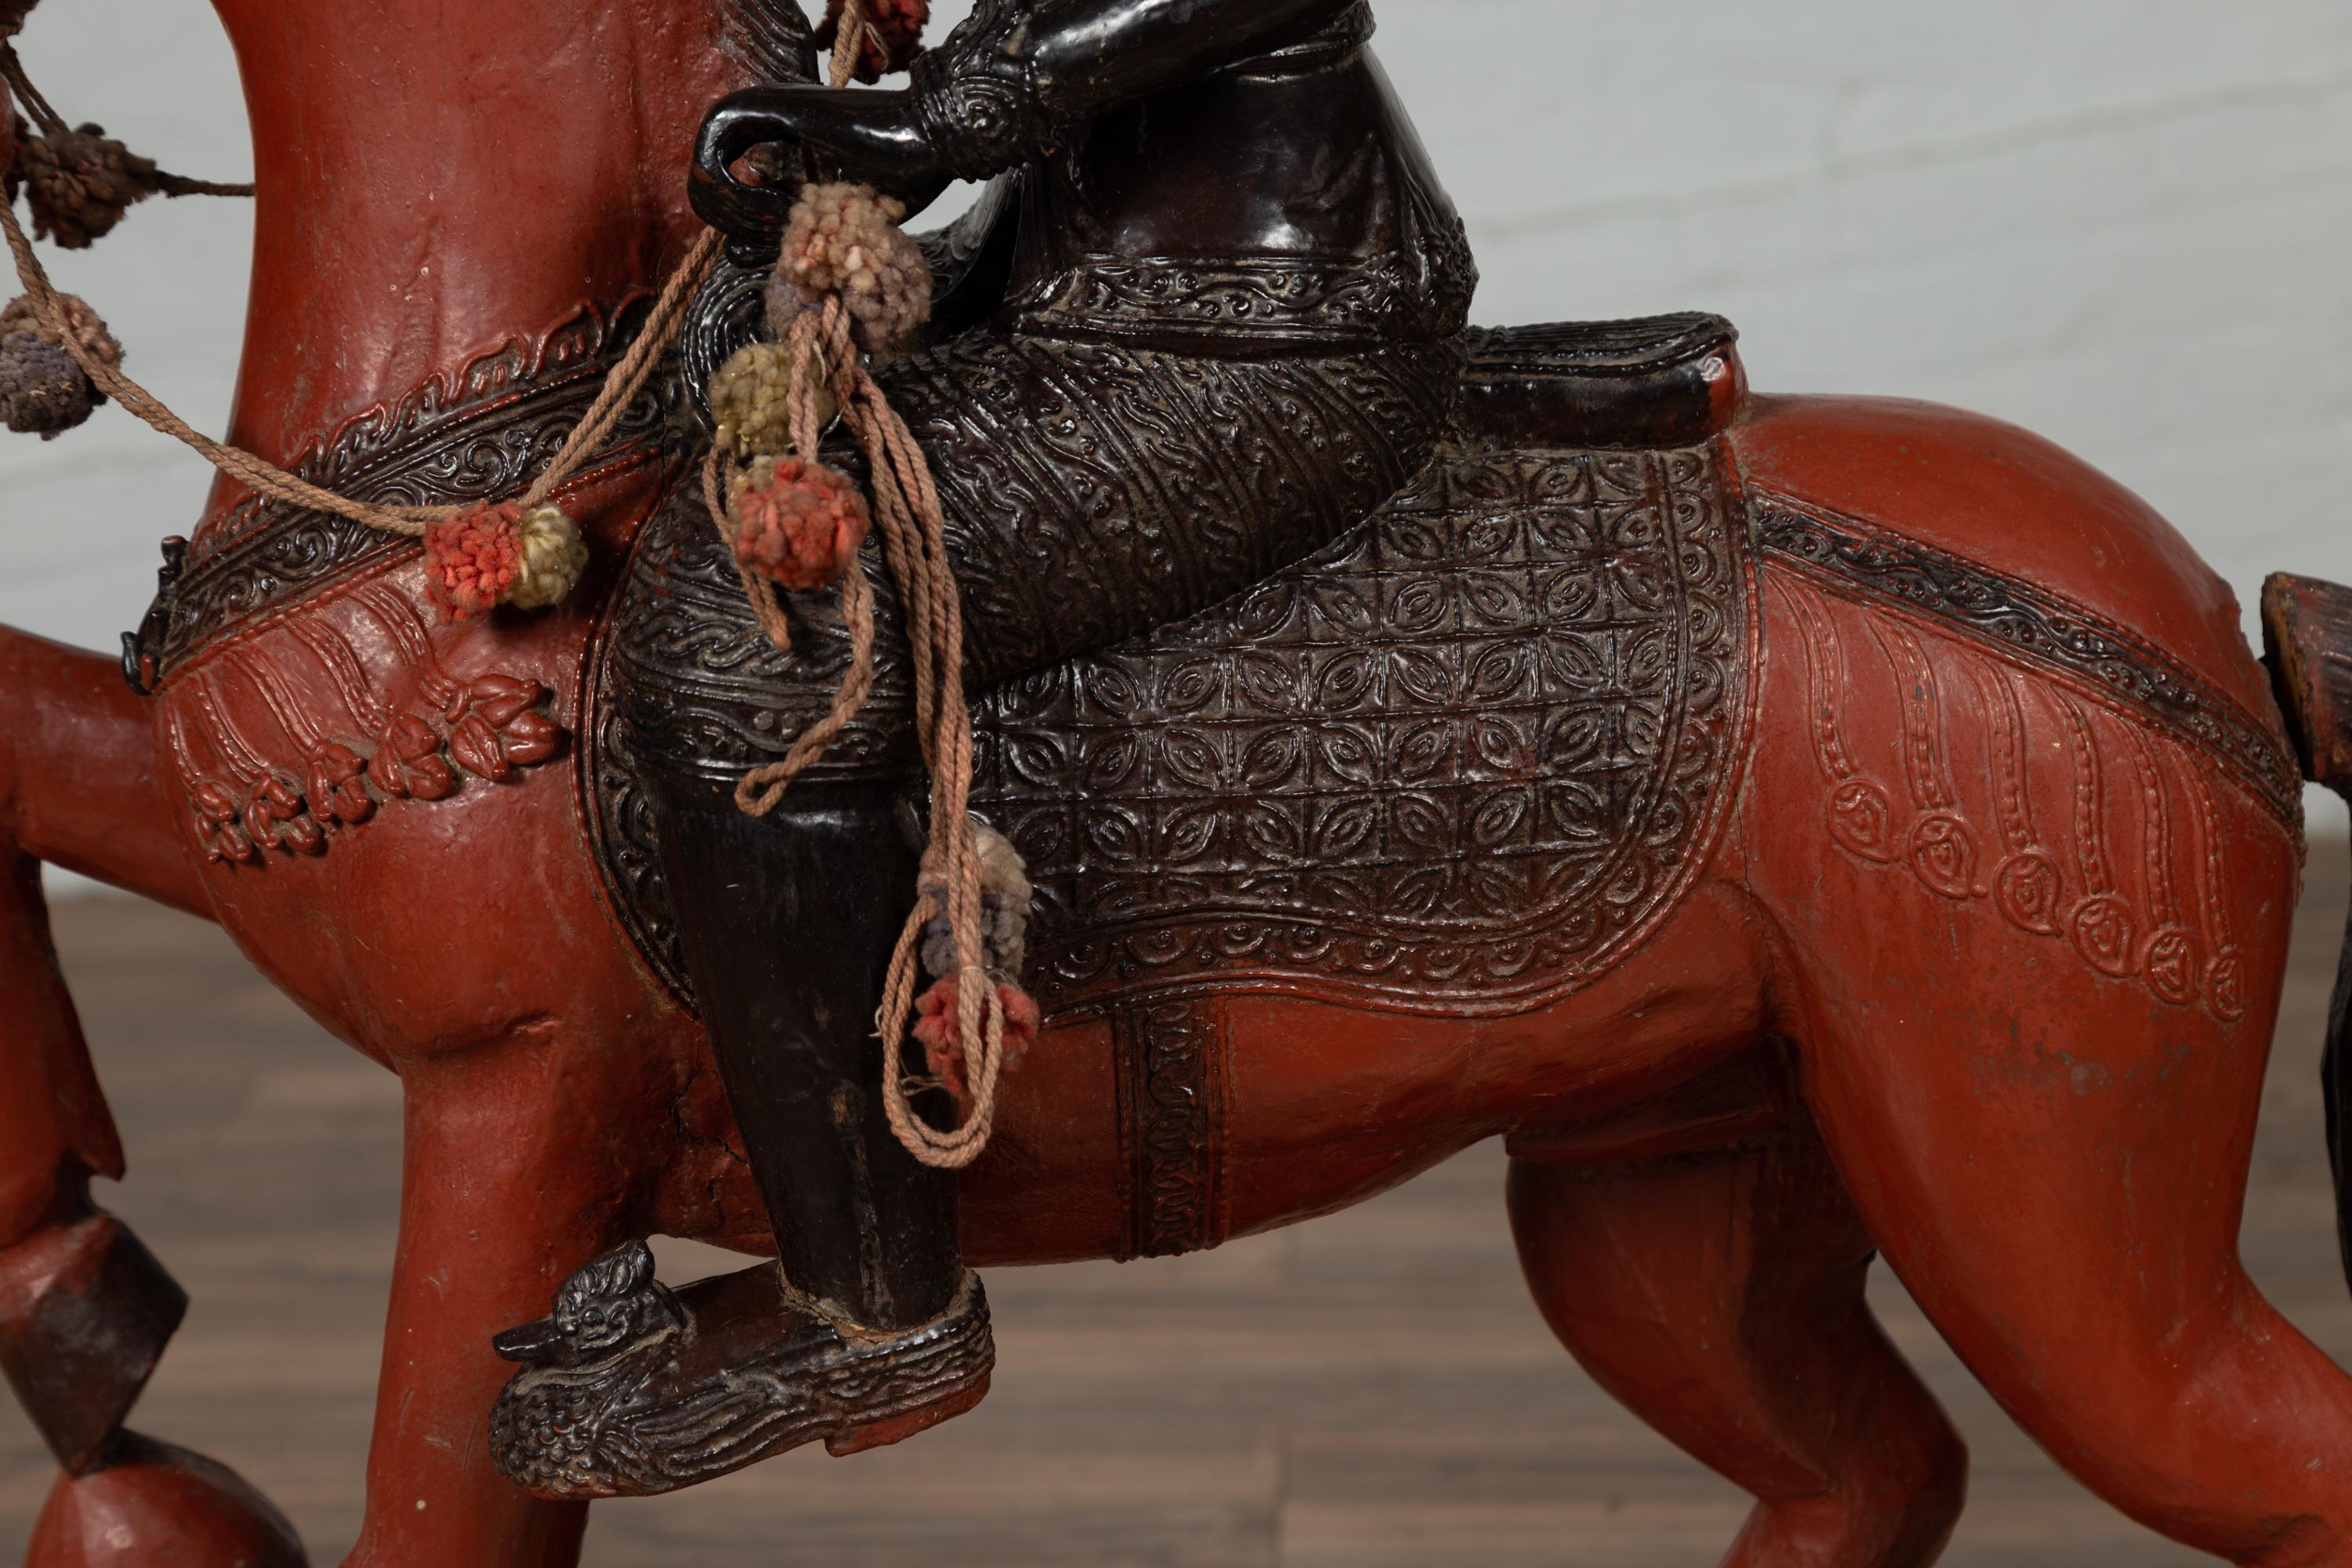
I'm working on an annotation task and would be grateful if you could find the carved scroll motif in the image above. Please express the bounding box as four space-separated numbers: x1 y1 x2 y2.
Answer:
2187 770 2251 1022
1772 572 2260 1022
1755 501 2299 826
1867 616 1978 900
1007 237 1475 350
1113 998 1232 1260
593 441 1758 1018
2051 692 2138 978
1965 662 2066 938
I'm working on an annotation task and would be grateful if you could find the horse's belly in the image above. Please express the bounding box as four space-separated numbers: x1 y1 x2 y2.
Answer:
949 874 1772 1266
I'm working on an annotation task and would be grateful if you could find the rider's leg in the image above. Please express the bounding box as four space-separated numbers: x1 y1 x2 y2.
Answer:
648 778 961 1333
485 775 989 1498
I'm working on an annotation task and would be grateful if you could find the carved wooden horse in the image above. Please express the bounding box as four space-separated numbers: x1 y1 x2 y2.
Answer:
8 1 2352 1563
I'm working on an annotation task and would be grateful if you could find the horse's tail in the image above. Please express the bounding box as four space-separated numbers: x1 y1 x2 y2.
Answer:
2263 572 2352 1295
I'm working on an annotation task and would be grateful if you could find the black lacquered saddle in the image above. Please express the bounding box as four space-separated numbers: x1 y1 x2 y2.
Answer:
586 311 1756 1021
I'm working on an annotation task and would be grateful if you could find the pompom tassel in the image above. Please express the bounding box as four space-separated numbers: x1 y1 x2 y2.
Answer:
0 290 120 377
707 339 836 459
20 122 163 250
0 329 92 437
509 505 589 609
775 182 931 358
912 978 1040 1105
815 0 930 82
917 822 1034 981
423 503 586 619
727 455 870 591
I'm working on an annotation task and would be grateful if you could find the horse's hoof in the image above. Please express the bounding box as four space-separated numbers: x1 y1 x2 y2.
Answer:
27 1431 308 1567
488 1254 993 1498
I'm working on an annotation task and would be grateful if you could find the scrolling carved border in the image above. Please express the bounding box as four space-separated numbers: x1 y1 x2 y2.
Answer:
1753 498 2299 827
1112 996 1233 1260
139 300 681 681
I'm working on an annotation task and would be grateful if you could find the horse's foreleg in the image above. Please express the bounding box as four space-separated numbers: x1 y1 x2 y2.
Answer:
2 629 180 1451
1508 1127 1966 1567
343 1034 636 1568
0 629 201 1450
0 628 199 1250
1 626 205 910
0 630 305 1563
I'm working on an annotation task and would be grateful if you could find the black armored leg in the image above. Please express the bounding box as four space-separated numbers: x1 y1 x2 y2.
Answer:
652 780 960 1330
488 782 992 1499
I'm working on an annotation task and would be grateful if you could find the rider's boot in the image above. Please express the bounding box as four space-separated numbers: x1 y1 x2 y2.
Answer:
486 782 993 1501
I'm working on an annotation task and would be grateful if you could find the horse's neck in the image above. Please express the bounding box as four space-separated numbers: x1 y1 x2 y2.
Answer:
207 0 796 481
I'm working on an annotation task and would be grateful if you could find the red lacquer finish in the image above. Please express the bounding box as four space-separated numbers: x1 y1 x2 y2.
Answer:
3 2 2350 1564
1733 392 2270 718
27 1435 305 1568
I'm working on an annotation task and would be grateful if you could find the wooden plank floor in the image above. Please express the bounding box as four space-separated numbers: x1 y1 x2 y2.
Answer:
5 844 2350 1566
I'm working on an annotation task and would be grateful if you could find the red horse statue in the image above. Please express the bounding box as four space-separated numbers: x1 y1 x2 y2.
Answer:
8 1 2352 1564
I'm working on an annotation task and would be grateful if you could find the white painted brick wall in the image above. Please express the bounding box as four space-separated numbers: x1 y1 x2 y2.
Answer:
7 1 2351 860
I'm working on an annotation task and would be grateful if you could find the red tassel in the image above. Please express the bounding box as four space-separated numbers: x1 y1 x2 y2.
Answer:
422 503 523 620
728 456 871 592
912 978 1039 1104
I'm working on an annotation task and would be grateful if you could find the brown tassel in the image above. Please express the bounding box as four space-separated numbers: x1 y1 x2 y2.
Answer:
0 328 90 436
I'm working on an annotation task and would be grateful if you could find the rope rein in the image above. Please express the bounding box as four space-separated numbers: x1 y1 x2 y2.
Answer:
7 2 1020 1169
2 42 719 556
0 196 719 539
702 0 1022 1170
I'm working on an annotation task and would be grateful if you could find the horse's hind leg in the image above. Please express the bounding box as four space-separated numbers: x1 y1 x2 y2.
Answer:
1509 1126 1965 1566
1791 907 2352 1563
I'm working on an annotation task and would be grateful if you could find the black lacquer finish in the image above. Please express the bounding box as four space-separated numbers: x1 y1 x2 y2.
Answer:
651 782 960 1331
575 0 1494 1465
1460 316 1739 451
492 1252 992 1499
593 314 1754 1018
690 0 1468 358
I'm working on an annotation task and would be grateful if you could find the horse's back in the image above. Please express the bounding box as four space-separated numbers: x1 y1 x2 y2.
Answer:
1731 392 2270 726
